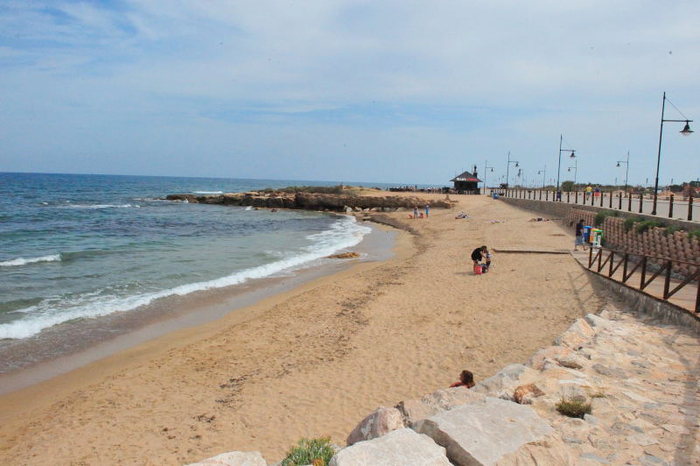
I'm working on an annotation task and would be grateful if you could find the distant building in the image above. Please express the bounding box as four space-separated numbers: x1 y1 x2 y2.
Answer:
451 167 482 194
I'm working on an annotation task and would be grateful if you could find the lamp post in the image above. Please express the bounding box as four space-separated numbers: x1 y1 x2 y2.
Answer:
567 158 578 186
483 160 495 194
652 92 693 215
537 165 546 189
616 151 630 193
505 151 519 188
556 134 576 196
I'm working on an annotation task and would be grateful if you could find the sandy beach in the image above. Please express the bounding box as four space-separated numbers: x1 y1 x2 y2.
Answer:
0 193 611 465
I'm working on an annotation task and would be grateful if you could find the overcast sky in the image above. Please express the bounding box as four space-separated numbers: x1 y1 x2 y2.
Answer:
0 1 698 186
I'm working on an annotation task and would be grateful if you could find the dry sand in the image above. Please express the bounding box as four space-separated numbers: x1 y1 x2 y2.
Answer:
0 194 611 465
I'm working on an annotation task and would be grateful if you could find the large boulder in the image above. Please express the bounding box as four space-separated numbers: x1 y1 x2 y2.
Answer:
396 387 484 426
346 406 405 446
185 451 266 466
471 364 539 399
413 397 555 466
331 428 450 465
554 318 596 350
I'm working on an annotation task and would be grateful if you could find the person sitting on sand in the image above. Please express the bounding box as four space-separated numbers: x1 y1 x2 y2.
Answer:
529 217 549 222
450 370 475 388
455 211 469 219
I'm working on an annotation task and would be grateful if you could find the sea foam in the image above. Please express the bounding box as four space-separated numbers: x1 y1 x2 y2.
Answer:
0 216 371 340
0 254 62 267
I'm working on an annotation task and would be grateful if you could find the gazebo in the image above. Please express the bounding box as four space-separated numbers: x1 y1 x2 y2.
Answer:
451 169 482 194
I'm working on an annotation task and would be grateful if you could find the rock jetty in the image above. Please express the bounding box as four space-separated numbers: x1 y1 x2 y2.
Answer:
189 308 700 465
165 192 454 212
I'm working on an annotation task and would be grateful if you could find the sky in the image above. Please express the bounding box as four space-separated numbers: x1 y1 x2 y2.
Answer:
0 1 698 186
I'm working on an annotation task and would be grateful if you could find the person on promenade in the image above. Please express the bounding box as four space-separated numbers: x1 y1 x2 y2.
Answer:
471 245 488 272
586 185 593 199
574 219 587 251
425 204 430 218
450 370 475 388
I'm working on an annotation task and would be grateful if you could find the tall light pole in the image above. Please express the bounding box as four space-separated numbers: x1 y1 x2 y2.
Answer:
616 151 630 193
537 165 546 188
556 135 576 195
652 92 693 215
505 151 519 188
483 160 495 194
567 158 578 186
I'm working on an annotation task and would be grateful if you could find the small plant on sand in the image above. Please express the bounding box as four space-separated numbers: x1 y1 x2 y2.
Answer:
590 390 607 399
281 437 336 466
556 396 592 419
663 225 683 236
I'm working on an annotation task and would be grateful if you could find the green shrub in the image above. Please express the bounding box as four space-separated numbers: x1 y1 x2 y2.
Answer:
623 217 641 232
594 210 617 227
635 220 665 234
689 230 700 241
556 397 592 419
663 225 683 236
282 437 336 466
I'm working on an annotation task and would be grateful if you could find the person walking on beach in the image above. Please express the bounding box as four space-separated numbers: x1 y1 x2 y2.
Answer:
574 219 587 251
425 204 430 218
413 206 419 219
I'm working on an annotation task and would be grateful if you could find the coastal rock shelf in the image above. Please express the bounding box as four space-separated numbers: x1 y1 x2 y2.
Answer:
165 192 454 212
191 309 700 465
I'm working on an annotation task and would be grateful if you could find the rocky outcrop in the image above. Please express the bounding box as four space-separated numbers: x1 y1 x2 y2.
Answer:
165 192 454 212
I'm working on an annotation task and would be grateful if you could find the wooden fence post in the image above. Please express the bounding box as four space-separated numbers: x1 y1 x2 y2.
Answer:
669 194 674 218
688 195 693 221
639 193 643 213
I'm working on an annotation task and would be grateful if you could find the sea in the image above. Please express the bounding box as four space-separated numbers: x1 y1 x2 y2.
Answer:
0 172 399 379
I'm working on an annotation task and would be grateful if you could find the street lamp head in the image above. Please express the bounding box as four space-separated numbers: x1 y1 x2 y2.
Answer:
515 162 519 167
490 167 494 172
569 151 576 158
616 162 621 167
680 121 693 136
567 167 571 172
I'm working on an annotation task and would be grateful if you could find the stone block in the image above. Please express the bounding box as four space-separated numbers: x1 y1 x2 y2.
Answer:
346 406 405 446
529 346 574 371
472 364 539 399
396 387 485 426
554 318 595 350
413 397 554 465
330 428 450 465
185 451 266 466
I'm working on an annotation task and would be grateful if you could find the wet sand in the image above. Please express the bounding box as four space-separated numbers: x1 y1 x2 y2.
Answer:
0 194 611 465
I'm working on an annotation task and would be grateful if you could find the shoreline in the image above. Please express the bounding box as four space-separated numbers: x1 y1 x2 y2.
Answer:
0 221 398 395
0 194 613 465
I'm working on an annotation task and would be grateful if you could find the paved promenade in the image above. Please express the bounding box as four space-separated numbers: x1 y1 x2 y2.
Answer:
491 190 698 224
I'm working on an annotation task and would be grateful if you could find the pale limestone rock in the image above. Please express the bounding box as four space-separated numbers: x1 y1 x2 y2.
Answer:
584 313 614 330
414 397 554 465
330 428 450 466
496 437 576 465
554 318 596 350
472 364 539 399
396 387 484 426
346 406 404 446
529 346 574 371
186 451 266 466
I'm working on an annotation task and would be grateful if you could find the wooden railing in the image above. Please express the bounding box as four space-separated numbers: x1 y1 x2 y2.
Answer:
586 246 700 313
